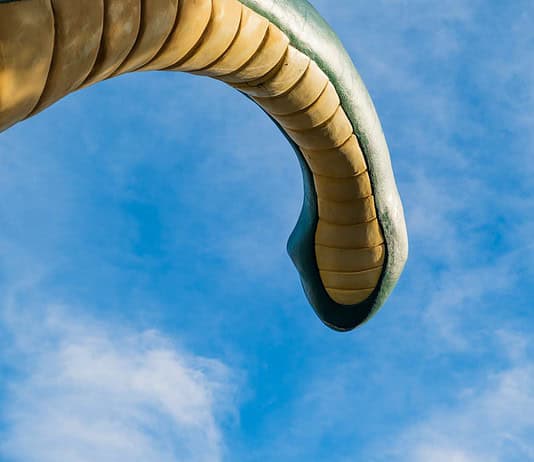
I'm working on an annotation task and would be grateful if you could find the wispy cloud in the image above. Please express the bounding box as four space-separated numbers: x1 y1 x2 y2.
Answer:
0 288 237 462
380 333 534 462
248 328 533 462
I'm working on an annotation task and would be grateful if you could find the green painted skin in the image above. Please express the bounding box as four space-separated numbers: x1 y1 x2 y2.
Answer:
0 0 408 331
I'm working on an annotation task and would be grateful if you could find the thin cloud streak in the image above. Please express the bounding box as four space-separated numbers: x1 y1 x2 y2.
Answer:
0 292 237 462
381 333 534 462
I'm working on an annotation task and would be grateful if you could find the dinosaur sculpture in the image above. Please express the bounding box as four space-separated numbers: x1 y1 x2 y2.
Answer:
0 0 408 331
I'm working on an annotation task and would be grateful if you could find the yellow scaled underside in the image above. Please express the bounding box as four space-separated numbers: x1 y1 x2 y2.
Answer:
0 0 385 305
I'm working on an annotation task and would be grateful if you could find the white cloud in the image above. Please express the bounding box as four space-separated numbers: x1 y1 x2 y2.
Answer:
381 333 534 462
422 258 516 350
0 298 236 462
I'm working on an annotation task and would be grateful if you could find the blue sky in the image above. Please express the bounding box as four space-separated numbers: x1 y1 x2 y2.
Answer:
0 0 533 460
